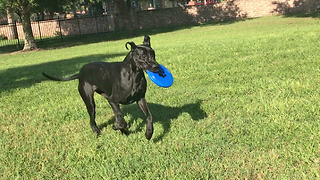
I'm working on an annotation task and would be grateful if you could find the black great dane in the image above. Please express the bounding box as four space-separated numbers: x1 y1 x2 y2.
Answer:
42 36 160 140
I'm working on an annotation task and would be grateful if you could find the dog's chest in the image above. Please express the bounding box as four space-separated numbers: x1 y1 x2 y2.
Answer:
118 73 147 105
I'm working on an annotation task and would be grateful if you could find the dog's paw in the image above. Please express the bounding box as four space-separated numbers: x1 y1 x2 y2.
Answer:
112 122 128 130
112 124 124 130
145 130 153 140
120 129 130 136
92 126 101 136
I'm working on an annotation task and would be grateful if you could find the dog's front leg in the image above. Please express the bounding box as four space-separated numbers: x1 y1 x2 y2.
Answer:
137 98 153 140
108 101 128 134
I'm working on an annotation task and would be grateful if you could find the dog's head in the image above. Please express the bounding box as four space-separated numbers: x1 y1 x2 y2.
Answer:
126 36 160 73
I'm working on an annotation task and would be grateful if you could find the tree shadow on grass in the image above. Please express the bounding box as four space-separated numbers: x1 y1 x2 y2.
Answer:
99 100 207 142
0 52 126 94
284 10 320 18
272 0 320 18
1 3 252 54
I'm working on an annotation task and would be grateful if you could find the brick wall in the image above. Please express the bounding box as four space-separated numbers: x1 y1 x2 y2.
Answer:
234 0 320 17
114 3 244 30
1 0 320 40
114 0 320 30
0 15 110 40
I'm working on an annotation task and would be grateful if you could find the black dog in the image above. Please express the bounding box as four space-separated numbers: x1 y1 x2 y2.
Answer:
42 36 159 140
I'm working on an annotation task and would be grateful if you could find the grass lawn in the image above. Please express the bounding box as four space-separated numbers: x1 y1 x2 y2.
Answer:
1 13 320 179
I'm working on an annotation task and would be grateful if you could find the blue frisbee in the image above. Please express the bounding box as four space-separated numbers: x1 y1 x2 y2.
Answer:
147 64 173 88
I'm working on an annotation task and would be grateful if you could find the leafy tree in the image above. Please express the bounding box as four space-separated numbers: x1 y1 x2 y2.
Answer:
66 0 133 33
0 0 70 51
0 0 37 50
34 0 69 19
114 0 133 34
0 0 133 51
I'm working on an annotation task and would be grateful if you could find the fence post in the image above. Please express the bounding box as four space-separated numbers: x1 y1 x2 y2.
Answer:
95 14 99 34
58 16 63 42
77 16 81 36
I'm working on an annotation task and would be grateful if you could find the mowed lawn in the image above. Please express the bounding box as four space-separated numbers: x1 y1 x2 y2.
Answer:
1 14 320 179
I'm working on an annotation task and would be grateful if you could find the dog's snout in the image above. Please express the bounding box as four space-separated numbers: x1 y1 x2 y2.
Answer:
152 64 160 72
153 64 159 69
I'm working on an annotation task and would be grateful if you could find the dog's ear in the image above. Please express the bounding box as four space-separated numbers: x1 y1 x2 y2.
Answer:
125 42 137 52
143 35 151 47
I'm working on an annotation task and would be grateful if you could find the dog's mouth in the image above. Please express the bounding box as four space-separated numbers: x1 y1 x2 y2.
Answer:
157 67 166 78
146 63 160 73
146 64 166 77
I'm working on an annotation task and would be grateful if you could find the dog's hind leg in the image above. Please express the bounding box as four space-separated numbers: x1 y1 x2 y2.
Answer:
137 98 153 140
78 82 101 135
108 101 128 135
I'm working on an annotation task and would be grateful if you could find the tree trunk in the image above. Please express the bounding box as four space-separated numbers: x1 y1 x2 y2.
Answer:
48 11 54 19
71 1 77 16
114 0 134 34
161 0 166 8
21 4 37 51
6 10 18 40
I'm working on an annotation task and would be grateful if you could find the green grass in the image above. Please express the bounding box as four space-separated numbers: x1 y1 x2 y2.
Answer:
1 14 320 179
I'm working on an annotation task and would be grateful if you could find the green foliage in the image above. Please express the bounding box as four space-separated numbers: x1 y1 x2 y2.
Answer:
34 0 69 14
0 0 33 14
1 15 320 179
0 0 71 15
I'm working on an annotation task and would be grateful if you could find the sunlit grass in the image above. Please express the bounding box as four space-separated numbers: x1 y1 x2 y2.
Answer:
1 14 320 179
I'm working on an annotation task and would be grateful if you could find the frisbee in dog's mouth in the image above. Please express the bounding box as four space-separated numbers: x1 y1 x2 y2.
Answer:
147 64 173 88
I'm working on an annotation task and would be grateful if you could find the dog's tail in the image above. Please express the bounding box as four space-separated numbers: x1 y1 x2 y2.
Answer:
42 72 80 81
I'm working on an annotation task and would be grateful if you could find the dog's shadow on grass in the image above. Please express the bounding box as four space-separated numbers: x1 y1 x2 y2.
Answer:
99 100 207 142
